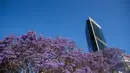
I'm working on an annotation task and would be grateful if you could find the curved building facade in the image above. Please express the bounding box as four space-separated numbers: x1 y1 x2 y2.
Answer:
86 17 107 52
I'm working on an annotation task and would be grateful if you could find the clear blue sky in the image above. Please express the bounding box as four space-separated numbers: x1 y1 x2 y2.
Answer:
0 0 130 53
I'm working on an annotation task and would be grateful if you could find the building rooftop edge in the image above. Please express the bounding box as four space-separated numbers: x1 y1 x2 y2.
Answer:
88 17 101 29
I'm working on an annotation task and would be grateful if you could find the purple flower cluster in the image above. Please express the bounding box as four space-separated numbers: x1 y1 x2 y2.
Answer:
0 31 128 73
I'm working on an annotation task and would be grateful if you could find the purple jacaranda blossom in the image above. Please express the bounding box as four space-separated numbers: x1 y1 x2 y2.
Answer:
74 69 86 73
15 52 21 55
66 65 73 71
0 44 5 48
84 66 93 73
25 50 33 54
0 53 4 56
35 61 40 64
2 49 15 55
64 69 71 73
0 31 128 73
0 56 3 61
5 54 17 58
57 62 65 66
44 61 59 69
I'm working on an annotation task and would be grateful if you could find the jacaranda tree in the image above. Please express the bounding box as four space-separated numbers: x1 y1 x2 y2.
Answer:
0 31 129 73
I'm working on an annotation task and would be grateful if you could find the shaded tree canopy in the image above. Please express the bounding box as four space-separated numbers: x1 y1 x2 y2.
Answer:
0 31 129 73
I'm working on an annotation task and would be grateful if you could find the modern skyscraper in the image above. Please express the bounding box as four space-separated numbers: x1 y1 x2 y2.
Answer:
86 17 107 52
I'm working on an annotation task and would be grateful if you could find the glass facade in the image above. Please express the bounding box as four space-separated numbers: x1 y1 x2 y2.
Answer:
92 22 106 43
97 39 107 50
86 20 98 52
86 17 107 52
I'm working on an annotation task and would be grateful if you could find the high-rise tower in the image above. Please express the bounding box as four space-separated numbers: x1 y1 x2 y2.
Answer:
86 17 107 52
